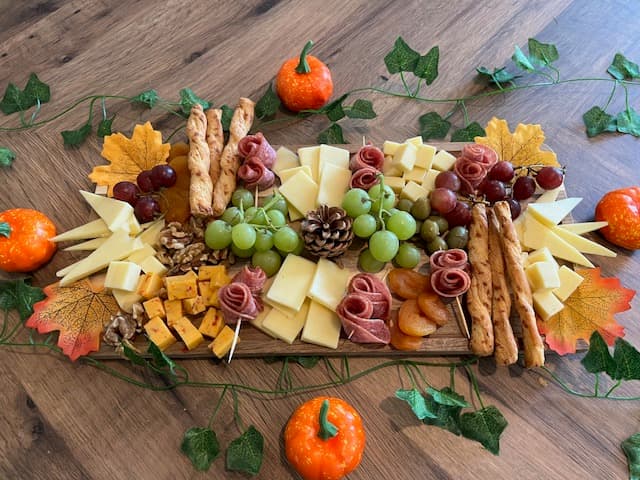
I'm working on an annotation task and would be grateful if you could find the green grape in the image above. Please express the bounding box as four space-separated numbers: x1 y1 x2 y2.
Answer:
261 194 288 215
267 209 287 227
414 220 423 238
221 206 243 226
232 188 254 209
353 214 377 239
427 237 447 254
420 219 440 242
369 230 399 262
358 248 386 273
396 198 414 212
292 235 305 255
369 184 396 212
274 226 300 252
411 197 432 220
394 242 421 268
245 206 267 225
252 250 282 277
254 229 274 252
341 188 372 217
231 223 256 250
204 220 232 250
428 215 449 234
385 211 417 241
231 243 255 258
445 226 469 249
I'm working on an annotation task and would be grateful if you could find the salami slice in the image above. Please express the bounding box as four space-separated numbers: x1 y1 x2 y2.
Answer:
237 132 276 168
350 166 381 190
218 282 261 323
232 266 267 294
350 145 385 172
429 249 468 271
336 293 390 344
430 268 471 297
460 144 498 169
348 273 392 320
454 156 488 195
238 156 275 190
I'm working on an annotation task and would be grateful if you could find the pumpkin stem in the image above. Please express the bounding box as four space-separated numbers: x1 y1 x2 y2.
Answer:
317 399 338 440
0 222 11 238
295 40 314 74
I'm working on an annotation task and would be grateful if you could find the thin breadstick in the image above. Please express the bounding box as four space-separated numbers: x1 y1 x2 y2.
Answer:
186 104 213 217
488 208 518 366
212 98 255 216
467 203 494 356
494 201 545 368
205 108 224 188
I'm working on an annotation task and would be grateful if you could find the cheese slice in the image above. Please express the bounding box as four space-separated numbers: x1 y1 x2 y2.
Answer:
319 144 350 173
307 258 353 311
262 299 310 344
287 204 304 222
273 146 300 174
127 244 157 264
80 191 135 232
139 255 168 276
317 163 351 208
431 150 456 171
63 237 108 251
535 187 562 203
551 226 617 257
51 218 110 242
137 218 165 247
105 261 142 292
526 197 582 226
266 254 317 311
249 304 273 334
278 165 313 184
415 144 436 170
301 300 342 349
279 170 319 217
553 266 584 302
557 221 608 235
298 146 320 181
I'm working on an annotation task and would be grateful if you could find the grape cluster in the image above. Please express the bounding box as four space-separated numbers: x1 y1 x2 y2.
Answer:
204 189 300 277
112 165 178 222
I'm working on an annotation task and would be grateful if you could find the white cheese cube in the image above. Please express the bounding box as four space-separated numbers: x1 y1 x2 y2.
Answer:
553 266 584 302
80 191 134 233
307 258 353 311
431 150 457 171
392 142 417 172
533 289 564 321
112 287 144 314
319 144 350 174
316 163 351 208
525 261 561 291
405 136 423 146
139 255 168 276
415 144 436 170
301 300 342 349
524 247 556 267
383 155 403 176
421 169 440 192
273 146 300 174
383 141 402 156
384 176 405 194
279 170 319 217
262 299 310 344
298 146 320 182
403 167 427 184
278 165 313 184
266 254 317 311
400 181 428 202
105 261 142 292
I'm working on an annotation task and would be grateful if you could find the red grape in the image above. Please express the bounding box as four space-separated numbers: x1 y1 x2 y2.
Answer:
434 171 461 192
137 170 155 193
444 201 472 227
481 179 508 203
112 181 139 206
429 188 457 214
507 198 522 219
536 166 564 190
151 164 177 189
488 161 515 182
512 176 536 200
134 196 160 222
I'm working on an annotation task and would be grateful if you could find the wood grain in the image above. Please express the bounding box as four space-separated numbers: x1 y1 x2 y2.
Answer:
2 1 640 479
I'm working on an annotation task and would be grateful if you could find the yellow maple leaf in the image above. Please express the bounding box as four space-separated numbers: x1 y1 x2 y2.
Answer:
475 117 560 167
88 121 170 195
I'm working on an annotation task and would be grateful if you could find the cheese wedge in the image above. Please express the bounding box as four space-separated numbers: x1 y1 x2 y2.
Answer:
551 226 617 257
51 218 110 242
63 237 108 251
80 191 135 232
405 136 423 147
533 289 564 321
535 187 562 203
127 244 157 264
307 258 353 312
557 221 608 235
137 218 165 247
301 300 342 349
526 197 582 226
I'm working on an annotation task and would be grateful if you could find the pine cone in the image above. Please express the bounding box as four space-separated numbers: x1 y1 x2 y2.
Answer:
301 205 354 258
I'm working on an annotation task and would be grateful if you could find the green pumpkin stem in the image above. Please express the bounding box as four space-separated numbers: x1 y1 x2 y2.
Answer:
295 40 315 74
317 399 338 440
0 222 11 238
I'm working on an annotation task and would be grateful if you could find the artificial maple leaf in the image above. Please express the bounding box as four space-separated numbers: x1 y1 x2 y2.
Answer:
159 154 191 223
25 275 119 361
475 117 560 167
537 268 635 355
88 121 170 195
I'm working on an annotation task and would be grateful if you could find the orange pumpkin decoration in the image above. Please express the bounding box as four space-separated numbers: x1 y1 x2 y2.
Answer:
595 187 640 250
284 396 365 480
0 208 57 272
276 40 333 112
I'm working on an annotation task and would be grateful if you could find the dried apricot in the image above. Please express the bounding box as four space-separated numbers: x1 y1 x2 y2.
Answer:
417 291 449 327
387 268 432 299
389 313 422 351
398 298 438 337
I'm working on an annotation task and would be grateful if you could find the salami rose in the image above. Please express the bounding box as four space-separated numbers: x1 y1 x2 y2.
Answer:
337 293 390 344
429 249 468 271
460 144 498 169
454 156 487 195
350 166 381 190
218 282 261 323
232 266 267 294
238 156 275 190
238 132 276 169
350 145 385 172
348 273 392 320
430 268 471 297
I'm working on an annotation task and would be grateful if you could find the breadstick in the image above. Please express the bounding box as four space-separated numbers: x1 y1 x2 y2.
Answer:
212 97 255 216
488 208 518 366
186 104 213 217
205 108 224 188
494 201 545 367
467 203 494 356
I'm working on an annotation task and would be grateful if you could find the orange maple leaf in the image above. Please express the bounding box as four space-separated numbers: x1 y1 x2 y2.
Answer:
538 268 635 355
475 117 560 167
25 275 119 361
88 121 170 195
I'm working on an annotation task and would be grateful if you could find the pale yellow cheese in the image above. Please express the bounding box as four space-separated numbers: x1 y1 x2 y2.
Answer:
551 226 617 257
137 219 165 247
553 266 584 302
105 261 142 292
51 218 110 242
249 304 273 334
273 146 300 175
431 150 457 171
383 141 402 156
139 255 168 276
535 187 562 203
298 146 321 181
127 244 157 265
400 181 428 202
80 191 134 232
278 165 313 184
307 258 353 311
262 299 310 344
526 197 582 226
319 144 350 173
317 163 352 208
533 289 564 321
128 214 142 235
266 254 317 311
415 144 436 170
513 214 529 251
525 261 561 290
63 237 108 251
287 204 304 222
301 300 342 349
405 136 423 147
112 287 144 313
524 247 556 267
557 221 608 235
383 155 403 176
279 170 319 217
384 176 405 193
421 169 440 192
392 142 417 172
263 297 298 318
403 167 427 184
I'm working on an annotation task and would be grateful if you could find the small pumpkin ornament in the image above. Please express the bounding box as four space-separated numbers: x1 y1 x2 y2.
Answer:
0 208 57 272
284 396 365 480
595 186 640 250
276 40 334 112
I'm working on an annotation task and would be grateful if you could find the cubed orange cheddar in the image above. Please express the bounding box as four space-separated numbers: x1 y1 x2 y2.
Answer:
208 287 220 307
165 272 198 300
198 281 212 300
143 316 176 351
172 317 204 350
198 265 230 286
143 297 166 319
183 295 207 315
164 299 183 326
199 308 225 338
209 325 238 358
138 272 165 299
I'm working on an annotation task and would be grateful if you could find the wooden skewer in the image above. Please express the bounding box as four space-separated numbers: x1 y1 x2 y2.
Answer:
454 296 471 339
227 319 242 363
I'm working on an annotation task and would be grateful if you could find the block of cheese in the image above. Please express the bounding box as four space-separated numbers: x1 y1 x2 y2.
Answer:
143 297 166 319
392 142 417 172
128 215 142 235
383 140 402 156
249 304 273 334
266 254 317 311
533 290 564 321
63 236 108 252
199 308 226 338
139 255 168 276
80 191 134 232
551 226 617 257
183 296 207 315
137 218 165 247
431 150 457 171
52 218 110 242
262 299 310 344
307 258 353 311
198 265 230 286
298 146 321 181
138 272 164 299
105 261 142 292
279 170 319 217
526 197 582 226
405 136 422 146
557 221 608 235
112 286 144 314
278 165 313 184
403 167 427 184
383 155 403 176
144 317 177 351
273 146 300 174
317 163 352 207
319 144 350 173
263 296 299 318
164 299 183 326
524 247 556 266
415 144 436 170
301 301 342 349
127 244 157 264
535 187 562 203
421 169 440 192
209 325 238 358
525 261 561 290
165 271 198 300
400 181 428 202
172 317 204 350
384 176 405 193
553 266 584 302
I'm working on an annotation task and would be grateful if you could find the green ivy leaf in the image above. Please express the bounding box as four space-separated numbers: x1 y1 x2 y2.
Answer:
122 343 146 366
583 106 617 137
255 83 281 119
345 99 376 119
317 123 346 144
413 46 439 84
384 37 420 74
23 73 51 105
476 67 519 87
419 111 451 139
617 108 640 136
220 104 234 131
423 388 463 435
0 147 16 167
0 222 10 237
512 45 535 72
426 386 470 407
131 89 159 108
451 122 485 142
61 123 92 146
0 83 29 114
97 116 115 137
527 38 559 67
226 425 264 476
396 388 436 420
607 53 640 81
179 88 211 116
322 94 348 122
613 337 640 381
0 279 45 322
148 341 178 376
292 356 320 369
0 74 50 114
622 433 640 480
181 427 220 471
581 331 616 377
458 406 508 455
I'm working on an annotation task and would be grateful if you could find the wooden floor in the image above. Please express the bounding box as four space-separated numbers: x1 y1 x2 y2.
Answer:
1 1 639 478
